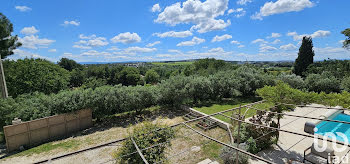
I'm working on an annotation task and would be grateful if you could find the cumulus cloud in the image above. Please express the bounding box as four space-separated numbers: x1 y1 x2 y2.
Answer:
87 37 109 47
146 41 161 47
48 49 57 52
79 34 97 39
15 6 31 12
18 35 55 49
20 26 39 35
124 47 157 53
62 20 80 26
153 30 193 38
74 34 108 48
155 0 231 33
107 46 119 51
251 0 314 20
111 32 141 44
227 8 246 18
212 34 232 42
177 37 205 46
208 47 225 53
231 40 240 44
151 4 161 12
73 45 92 49
259 45 277 52
231 40 245 48
287 30 331 41
81 50 111 56
267 33 281 38
280 43 297 50
112 46 157 55
237 0 253 5
251 38 267 44
271 39 281 44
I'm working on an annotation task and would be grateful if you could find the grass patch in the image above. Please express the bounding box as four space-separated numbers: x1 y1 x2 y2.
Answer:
14 139 81 157
194 98 274 123
201 142 223 162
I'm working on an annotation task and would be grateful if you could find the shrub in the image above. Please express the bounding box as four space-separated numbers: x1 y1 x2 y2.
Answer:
246 137 258 154
144 69 160 84
341 77 350 92
186 76 213 104
116 122 175 164
3 58 70 97
220 143 249 164
209 71 242 100
278 74 305 89
81 77 107 89
157 75 191 107
233 66 275 96
305 73 341 93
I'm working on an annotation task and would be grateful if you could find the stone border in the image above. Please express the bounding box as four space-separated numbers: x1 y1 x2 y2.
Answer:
182 106 231 130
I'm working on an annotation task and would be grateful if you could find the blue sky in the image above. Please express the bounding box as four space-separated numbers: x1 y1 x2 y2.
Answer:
1 0 350 62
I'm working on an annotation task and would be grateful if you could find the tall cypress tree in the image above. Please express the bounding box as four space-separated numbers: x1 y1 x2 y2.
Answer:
293 36 315 76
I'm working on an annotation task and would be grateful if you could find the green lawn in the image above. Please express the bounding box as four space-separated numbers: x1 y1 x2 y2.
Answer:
193 98 274 123
151 61 194 66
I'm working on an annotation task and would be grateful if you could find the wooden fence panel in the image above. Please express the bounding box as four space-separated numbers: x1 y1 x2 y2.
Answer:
3 109 92 152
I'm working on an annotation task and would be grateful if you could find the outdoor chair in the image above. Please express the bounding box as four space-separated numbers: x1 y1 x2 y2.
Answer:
304 143 335 164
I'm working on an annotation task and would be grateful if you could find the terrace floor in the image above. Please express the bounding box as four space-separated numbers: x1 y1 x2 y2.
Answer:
250 104 350 164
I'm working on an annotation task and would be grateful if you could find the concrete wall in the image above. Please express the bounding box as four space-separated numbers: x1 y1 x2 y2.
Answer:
3 109 92 152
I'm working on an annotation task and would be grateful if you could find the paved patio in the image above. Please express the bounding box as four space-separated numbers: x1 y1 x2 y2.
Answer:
249 104 350 164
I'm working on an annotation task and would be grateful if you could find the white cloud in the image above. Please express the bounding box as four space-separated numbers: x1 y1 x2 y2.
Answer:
212 34 232 42
124 47 157 53
79 34 96 39
62 20 80 26
112 47 157 55
314 47 350 60
168 49 183 54
146 41 161 47
87 37 109 47
48 49 57 52
111 32 141 44
107 46 119 51
259 45 277 52
151 4 161 12
155 0 231 33
177 37 205 46
237 0 253 5
267 33 281 38
251 38 267 44
73 45 92 49
271 39 281 44
231 40 240 44
153 30 193 38
287 30 331 41
280 43 297 50
11 49 55 61
208 47 225 53
74 34 108 48
231 40 244 48
19 35 55 49
227 8 246 18
81 50 111 56
251 0 314 20
20 26 39 35
15 6 31 12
